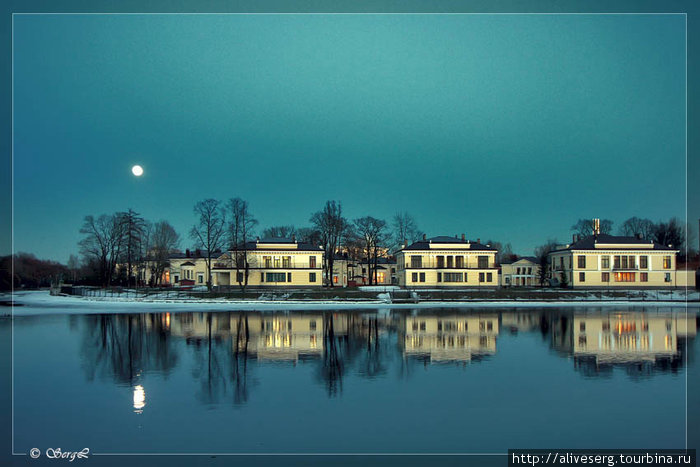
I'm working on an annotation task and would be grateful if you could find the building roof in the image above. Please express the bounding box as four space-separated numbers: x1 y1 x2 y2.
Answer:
235 237 323 252
400 236 497 252
180 261 196 267
551 234 676 253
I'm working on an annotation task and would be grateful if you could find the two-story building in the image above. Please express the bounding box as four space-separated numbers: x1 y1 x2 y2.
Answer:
211 237 324 288
500 257 540 287
548 233 679 288
396 235 499 287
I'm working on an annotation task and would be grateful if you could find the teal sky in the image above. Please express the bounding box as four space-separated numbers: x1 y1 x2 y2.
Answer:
11 14 688 262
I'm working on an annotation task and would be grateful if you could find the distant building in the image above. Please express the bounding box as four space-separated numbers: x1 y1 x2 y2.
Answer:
396 234 498 287
211 237 323 288
167 249 218 287
352 257 397 286
500 257 540 287
548 231 680 288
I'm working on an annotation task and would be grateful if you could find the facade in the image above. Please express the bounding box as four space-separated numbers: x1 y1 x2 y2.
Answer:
396 235 499 287
352 257 397 285
500 257 540 287
548 233 679 288
211 237 324 288
166 250 218 287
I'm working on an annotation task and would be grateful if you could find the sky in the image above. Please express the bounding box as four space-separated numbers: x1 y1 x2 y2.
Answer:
10 13 689 263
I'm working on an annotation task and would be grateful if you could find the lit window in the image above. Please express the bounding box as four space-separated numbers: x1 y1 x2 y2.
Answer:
663 256 671 269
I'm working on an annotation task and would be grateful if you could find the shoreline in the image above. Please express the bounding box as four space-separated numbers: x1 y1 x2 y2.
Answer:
2 290 699 316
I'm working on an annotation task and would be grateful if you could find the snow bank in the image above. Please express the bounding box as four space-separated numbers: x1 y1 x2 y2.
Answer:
3 290 699 316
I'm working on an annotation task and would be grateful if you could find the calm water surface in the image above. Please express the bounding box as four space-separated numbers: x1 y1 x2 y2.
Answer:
9 306 697 454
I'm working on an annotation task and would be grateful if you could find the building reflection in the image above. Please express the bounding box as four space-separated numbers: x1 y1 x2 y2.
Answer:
76 308 698 407
397 311 499 363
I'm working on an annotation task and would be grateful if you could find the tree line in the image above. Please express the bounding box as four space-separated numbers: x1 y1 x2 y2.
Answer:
2 208 694 292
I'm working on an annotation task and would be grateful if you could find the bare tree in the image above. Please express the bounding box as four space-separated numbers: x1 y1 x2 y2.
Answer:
618 217 655 240
571 218 613 237
654 217 685 251
149 221 180 286
190 199 227 291
227 198 257 291
79 214 125 286
310 201 347 287
534 239 559 287
261 225 296 238
391 212 423 252
297 227 322 245
353 216 387 286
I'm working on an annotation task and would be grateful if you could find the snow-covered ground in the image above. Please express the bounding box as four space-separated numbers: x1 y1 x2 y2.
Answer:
1 290 698 316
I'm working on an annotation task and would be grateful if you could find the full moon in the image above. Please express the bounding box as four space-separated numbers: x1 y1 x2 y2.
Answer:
131 165 144 177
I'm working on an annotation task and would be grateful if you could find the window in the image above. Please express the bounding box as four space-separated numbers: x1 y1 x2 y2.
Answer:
447 256 454 268
236 272 243 282
478 256 489 268
391 268 396 273
287 272 292 282
455 257 464 268
310 320 317 331
464 273 468 282
640 256 648 269
663 256 671 269
282 257 291 268
559 257 564 269
263 256 272 268
174 275 179 283
640 272 648 282
444 272 463 282
580 322 586 332
410 256 422 268
419 321 426 331
487 272 493 282
411 272 418 282
437 272 442 282
613 256 620 269
309 272 316 282
578 256 586 268
333 275 338 283
614 272 636 282
309 256 316 268
602 272 610 282
516 267 521 274
266 272 286 282
260 272 265 282
487 321 493 331
436 256 445 268
274 258 280 268
579 272 585 282
601 256 610 269
197 274 204 284
419 272 425 282
621 256 628 269
479 272 485 282
665 273 671 282
527 267 532 274
629 256 636 269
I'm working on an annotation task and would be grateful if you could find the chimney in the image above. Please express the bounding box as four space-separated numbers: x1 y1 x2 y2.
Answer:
186 249 190 258
477 238 481 244
593 218 600 236
461 233 466 242
422 234 427 241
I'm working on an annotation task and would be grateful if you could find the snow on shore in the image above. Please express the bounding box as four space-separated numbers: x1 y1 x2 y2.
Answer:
2 290 698 316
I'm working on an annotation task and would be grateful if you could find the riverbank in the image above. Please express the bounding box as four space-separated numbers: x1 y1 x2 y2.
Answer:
2 290 699 316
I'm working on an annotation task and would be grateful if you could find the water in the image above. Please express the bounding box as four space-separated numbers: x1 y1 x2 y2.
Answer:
7 307 697 455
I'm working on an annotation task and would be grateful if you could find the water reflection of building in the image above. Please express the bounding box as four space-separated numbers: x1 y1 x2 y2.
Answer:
169 312 351 362
397 312 499 363
571 312 696 365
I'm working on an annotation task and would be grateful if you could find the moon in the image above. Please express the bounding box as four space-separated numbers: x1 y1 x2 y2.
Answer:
131 165 144 177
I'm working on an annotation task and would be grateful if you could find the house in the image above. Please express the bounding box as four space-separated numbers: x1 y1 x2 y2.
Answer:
211 237 324 288
352 257 398 286
500 257 540 287
167 249 218 287
395 234 499 287
548 228 680 288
